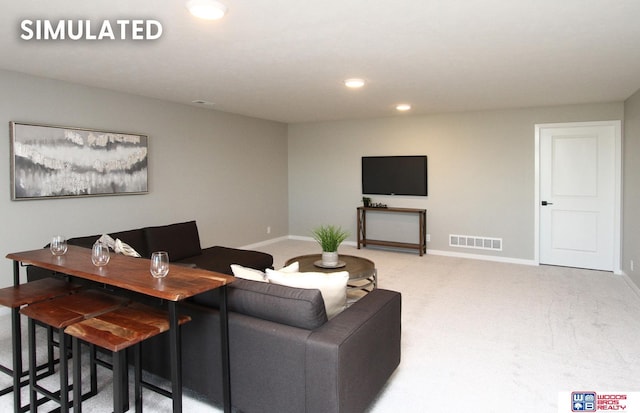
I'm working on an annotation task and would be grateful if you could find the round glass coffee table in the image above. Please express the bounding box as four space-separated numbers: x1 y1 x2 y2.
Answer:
284 254 377 293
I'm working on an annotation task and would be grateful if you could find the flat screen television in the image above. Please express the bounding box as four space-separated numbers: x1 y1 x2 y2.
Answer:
362 155 428 196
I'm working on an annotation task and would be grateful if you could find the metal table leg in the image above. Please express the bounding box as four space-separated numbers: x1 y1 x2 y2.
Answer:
219 285 231 413
12 261 23 413
168 301 182 413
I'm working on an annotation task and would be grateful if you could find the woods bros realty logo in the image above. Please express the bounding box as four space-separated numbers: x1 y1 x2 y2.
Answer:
569 391 638 411
20 19 162 41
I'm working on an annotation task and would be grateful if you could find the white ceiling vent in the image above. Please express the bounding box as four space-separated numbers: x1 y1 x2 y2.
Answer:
449 234 502 251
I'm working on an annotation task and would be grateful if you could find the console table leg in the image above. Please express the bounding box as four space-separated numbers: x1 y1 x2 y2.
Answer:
219 286 231 413
357 209 362 249
419 211 426 256
11 261 22 413
361 209 367 247
168 302 182 413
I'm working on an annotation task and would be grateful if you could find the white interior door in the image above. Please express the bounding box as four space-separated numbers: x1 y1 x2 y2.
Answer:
538 121 620 271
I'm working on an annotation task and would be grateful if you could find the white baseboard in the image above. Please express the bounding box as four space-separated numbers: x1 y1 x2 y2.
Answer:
287 235 320 243
621 271 640 299
284 236 537 266
240 236 290 250
286 236 363 248
424 248 537 266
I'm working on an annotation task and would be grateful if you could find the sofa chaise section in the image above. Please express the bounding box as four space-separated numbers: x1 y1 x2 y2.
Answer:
142 281 401 413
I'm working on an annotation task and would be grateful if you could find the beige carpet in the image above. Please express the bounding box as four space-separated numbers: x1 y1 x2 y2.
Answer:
1 239 639 412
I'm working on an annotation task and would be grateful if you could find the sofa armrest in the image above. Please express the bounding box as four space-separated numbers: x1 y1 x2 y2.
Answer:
305 289 401 413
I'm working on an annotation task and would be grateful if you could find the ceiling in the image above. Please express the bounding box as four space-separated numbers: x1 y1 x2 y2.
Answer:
2 1 639 123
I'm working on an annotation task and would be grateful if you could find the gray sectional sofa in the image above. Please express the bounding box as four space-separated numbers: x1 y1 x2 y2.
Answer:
27 221 402 413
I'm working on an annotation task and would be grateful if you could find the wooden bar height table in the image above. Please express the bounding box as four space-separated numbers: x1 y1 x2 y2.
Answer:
6 245 235 413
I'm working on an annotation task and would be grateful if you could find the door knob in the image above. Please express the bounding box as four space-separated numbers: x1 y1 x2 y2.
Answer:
541 201 553 206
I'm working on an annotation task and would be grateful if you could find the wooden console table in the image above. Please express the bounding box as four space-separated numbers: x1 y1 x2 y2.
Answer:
357 206 427 256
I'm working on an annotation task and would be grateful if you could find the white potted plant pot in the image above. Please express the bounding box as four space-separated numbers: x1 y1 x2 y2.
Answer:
322 251 339 267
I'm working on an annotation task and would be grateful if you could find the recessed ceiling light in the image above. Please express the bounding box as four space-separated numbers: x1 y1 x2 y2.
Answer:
396 104 412 112
186 0 228 20
344 78 366 89
192 99 215 106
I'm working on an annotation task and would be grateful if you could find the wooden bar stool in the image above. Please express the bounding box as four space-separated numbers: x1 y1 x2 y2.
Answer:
19 290 129 413
64 302 191 413
0 277 82 413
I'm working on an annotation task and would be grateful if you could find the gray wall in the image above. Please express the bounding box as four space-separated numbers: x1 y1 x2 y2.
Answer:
0 69 289 287
288 103 624 261
623 89 640 286
2 68 635 288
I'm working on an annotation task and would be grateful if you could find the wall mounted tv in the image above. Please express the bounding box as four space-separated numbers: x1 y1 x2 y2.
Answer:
362 155 428 196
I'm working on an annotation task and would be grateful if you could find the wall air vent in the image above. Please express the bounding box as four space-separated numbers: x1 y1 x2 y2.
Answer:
449 234 502 251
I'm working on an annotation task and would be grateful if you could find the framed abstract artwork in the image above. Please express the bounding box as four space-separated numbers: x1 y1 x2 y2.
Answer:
10 121 148 200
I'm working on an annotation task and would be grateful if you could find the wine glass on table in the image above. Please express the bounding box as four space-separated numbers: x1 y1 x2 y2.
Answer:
150 251 169 278
50 236 68 256
91 241 110 267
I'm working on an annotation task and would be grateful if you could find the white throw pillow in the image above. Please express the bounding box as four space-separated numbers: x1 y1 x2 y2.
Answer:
265 269 349 319
280 261 299 273
230 264 267 282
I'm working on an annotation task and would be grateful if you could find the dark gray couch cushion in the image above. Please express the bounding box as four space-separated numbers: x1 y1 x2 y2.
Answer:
144 221 202 261
110 229 149 257
191 279 328 330
64 228 148 257
65 234 100 249
184 246 273 275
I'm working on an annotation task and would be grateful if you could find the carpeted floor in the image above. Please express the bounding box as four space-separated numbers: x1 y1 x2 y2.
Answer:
1 239 639 412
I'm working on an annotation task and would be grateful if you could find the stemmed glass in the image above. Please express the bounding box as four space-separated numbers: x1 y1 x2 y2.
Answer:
150 251 169 278
91 241 110 267
50 236 68 256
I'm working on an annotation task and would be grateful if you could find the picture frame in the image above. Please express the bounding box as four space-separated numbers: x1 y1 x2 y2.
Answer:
10 121 148 200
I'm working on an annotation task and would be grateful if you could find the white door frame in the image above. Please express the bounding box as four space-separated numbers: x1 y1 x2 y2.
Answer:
534 120 622 274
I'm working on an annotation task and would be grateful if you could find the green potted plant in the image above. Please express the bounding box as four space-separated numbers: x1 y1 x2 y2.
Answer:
362 196 372 207
311 224 350 267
